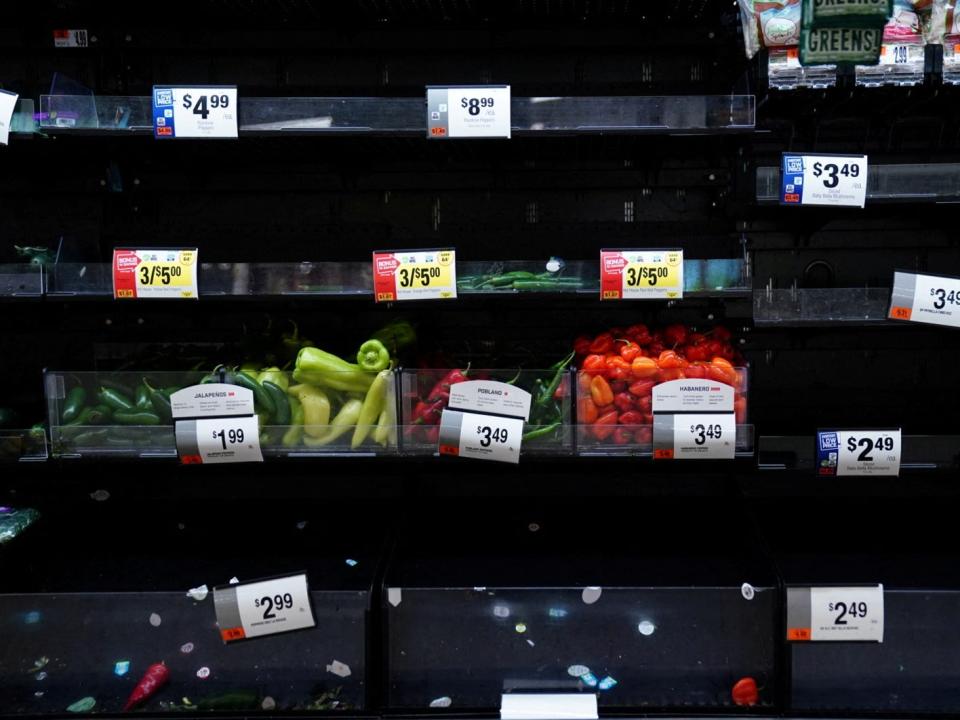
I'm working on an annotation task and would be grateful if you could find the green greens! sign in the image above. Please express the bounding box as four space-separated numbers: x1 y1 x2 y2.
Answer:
800 25 883 65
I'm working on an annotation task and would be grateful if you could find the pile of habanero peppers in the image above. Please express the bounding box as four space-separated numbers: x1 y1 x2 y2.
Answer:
574 323 747 445
405 351 575 445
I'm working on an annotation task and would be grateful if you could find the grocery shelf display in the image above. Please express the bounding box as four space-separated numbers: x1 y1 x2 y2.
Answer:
3 1 960 719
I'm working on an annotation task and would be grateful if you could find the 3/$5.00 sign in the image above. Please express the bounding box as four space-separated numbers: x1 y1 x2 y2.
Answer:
372 249 457 302
112 249 199 300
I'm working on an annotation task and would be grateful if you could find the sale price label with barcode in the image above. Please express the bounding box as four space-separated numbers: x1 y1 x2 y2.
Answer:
214 574 315 642
438 408 524 464
787 585 884 643
113 248 199 299
816 429 901 477
781 153 868 208
600 249 684 300
372 249 456 302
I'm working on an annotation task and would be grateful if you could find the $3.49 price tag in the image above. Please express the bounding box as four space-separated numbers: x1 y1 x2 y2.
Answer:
152 86 238 139
816 429 901 477
889 271 960 328
653 412 735 460
372 249 457 302
787 585 884 643
781 153 868 208
600 249 684 300
113 248 199 300
438 409 524 464
215 573 315 642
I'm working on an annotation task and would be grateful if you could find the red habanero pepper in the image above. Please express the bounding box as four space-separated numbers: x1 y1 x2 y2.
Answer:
636 396 652 413
574 335 592 357
663 323 687 347
578 397 599 424
731 677 758 707
612 427 633 445
636 425 653 444
613 392 635 412
605 355 631 381
591 410 618 440
589 332 615 355
625 323 652 345
657 350 687 369
581 354 607 374
628 379 655 397
631 356 658 379
711 325 733 342
123 662 170 711
684 364 707 379
658 367 686 382
619 340 641 363
577 371 593 393
618 410 644 426
590 375 614 407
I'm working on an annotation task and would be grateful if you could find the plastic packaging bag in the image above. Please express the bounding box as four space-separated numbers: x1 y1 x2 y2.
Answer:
0 507 40 545
740 0 802 58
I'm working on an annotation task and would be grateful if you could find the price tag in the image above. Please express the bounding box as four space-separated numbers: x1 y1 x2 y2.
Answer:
170 384 255 420
113 248 198 300
889 271 960 328
53 29 89 47
176 416 262 464
501 694 598 720
816 429 901 477
780 153 868 208
427 86 511 139
214 573 315 642
372 249 456 302
879 43 921 65
652 413 735 460
152 86 238 139
787 585 884 642
600 249 683 300
0 90 18 146
652 378 735 413
438 409 524 464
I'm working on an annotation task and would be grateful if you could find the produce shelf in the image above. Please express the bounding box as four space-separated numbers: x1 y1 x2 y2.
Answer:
753 288 892 326
34 94 756 135
757 163 960 204
766 49 838 91
0 428 48 462
758 435 960 472
0 264 44 297
46 259 749 299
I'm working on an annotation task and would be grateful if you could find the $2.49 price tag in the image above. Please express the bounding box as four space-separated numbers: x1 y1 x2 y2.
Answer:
113 248 199 300
889 271 960 328
215 573 315 642
781 153 868 208
787 585 884 643
372 249 457 302
152 86 238 139
600 249 684 300
816 429 901 477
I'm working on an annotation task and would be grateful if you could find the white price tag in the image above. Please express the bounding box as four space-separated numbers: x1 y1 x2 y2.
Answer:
170 384 255 419
372 249 457 302
438 409 524 464
673 413 736 460
781 153 868 208
152 86 238 139
811 586 884 641
189 416 262 464
53 29 88 47
501 694 598 720
880 44 920 66
889 271 960 328
817 429 901 477
215 574 315 642
0 90 18 146
427 86 511 139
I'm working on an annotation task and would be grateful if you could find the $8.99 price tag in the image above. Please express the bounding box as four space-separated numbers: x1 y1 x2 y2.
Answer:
817 429 901 477
600 249 683 300
215 573 316 642
113 249 199 300
372 249 457 302
787 585 884 643
152 86 238 139
781 153 868 208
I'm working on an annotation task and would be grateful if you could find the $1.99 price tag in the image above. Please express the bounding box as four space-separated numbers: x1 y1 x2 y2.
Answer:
600 249 683 300
215 573 315 642
816 429 901 477
152 86 238 139
781 153 868 208
113 248 199 300
372 249 456 302
787 585 884 643
176 415 262 465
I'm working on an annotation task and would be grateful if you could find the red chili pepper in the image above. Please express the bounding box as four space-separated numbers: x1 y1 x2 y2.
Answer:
582 354 607 374
625 323 651 345
425 368 469 403
573 335 592 357
636 396 652 413
685 364 707 379
628 379 655 397
631 356 658 379
658 367 686 382
619 340 641 363
684 343 709 362
613 392 635 412
731 677 758 707
711 325 733 342
424 425 440 444
578 397 599 424
618 410 644 425
577 372 593 393
589 332 615 355
123 662 169 711
414 398 446 425
609 380 627 394
663 323 688 347
591 410 618 440
605 355 631 381
612 427 633 445
636 425 653 444
657 350 687 369
590 375 614 407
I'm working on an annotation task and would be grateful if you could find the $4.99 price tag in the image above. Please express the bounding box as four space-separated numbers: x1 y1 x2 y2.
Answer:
372 249 457 302
438 409 524 464
214 573 315 642
787 585 884 643
889 271 960 328
113 248 199 300
600 249 683 300
152 86 238 139
816 429 901 477
781 153 868 208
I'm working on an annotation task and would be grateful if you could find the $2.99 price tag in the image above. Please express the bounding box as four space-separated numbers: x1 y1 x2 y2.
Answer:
215 574 316 642
787 585 884 643
113 249 199 300
372 249 457 302
780 153 868 208
152 86 238 139
889 271 960 328
816 429 901 477
600 249 683 300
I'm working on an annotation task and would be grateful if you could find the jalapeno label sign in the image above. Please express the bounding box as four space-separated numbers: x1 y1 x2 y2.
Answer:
889 271 960 329
787 585 884 642
372 249 457 302
816 429 901 476
113 248 199 299
427 85 511 139
781 153 868 207
152 86 238 139
214 573 315 642
600 249 684 300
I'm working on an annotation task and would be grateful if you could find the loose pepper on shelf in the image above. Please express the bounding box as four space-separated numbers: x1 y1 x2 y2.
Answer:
356 339 391 373
123 662 169 711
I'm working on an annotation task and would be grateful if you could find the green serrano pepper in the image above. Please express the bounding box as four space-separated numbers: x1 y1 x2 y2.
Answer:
523 421 562 442
512 280 584 291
